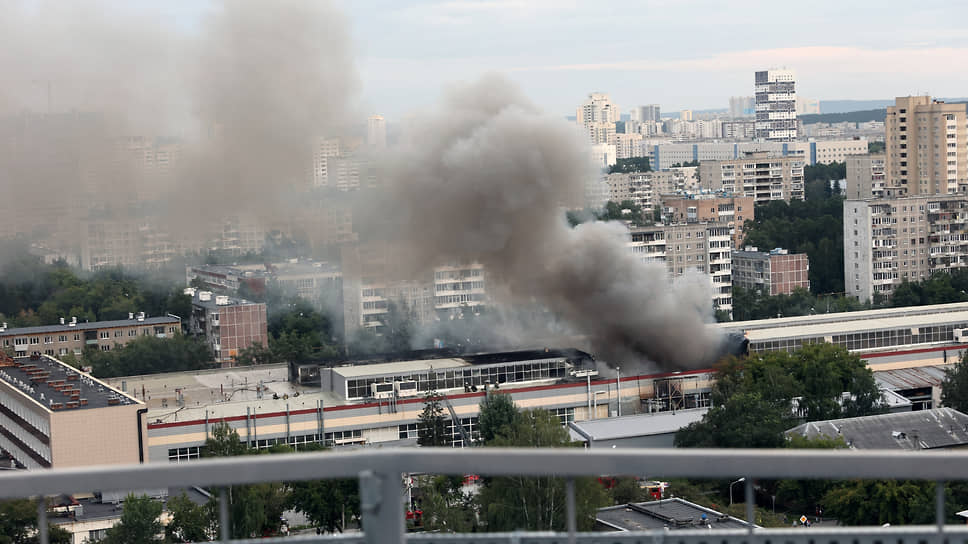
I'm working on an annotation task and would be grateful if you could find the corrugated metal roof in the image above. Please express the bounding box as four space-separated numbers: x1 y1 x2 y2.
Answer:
0 316 180 337
568 409 708 441
719 301 968 333
597 498 751 531
875 365 951 391
332 358 471 378
786 408 968 450
743 311 968 342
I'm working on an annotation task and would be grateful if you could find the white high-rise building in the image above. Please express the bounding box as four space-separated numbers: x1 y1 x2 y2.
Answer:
577 93 619 145
367 115 387 150
754 69 797 142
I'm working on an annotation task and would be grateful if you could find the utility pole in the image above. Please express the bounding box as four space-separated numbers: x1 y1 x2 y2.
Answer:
616 366 622 417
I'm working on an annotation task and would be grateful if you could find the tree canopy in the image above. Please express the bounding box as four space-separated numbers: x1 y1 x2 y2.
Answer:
101 494 165 544
675 344 883 448
0 499 71 544
607 157 651 174
83 334 213 378
941 350 968 413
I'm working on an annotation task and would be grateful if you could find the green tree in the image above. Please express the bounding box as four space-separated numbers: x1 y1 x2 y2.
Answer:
675 345 883 448
478 393 518 444
165 493 216 542
234 342 278 366
415 475 476 533
417 389 450 447
868 141 886 153
941 350 968 413
477 409 608 531
608 477 647 505
288 477 360 534
0 499 71 544
607 157 651 174
823 480 936 525
204 421 248 458
86 334 213 378
101 494 165 544
775 435 847 514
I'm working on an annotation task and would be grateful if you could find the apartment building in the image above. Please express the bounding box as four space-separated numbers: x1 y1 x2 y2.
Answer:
649 140 862 170
846 154 887 200
604 170 698 216
844 195 968 301
699 151 805 203
614 132 645 159
577 93 619 145
0 353 146 469
661 195 755 248
754 69 797 142
732 247 810 295
628 223 733 311
187 290 268 364
885 96 968 197
0 314 181 358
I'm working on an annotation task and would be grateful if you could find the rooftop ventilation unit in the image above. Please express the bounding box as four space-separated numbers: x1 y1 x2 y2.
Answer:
371 382 394 399
215 295 230 306
956 328 967 343
136 312 145 322
198 291 212 302
395 381 419 398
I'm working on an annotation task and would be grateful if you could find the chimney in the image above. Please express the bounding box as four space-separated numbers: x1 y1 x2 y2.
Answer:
59 317 65 325
128 312 134 320
69 317 76 327
0 322 6 332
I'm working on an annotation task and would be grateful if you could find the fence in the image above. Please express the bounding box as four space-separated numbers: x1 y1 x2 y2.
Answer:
2 447 968 543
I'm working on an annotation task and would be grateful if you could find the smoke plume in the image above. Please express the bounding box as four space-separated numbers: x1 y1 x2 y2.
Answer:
377 75 724 369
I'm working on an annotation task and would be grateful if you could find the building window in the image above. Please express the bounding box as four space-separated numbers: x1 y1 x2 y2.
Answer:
58 335 67 342
168 446 202 463
100 331 110 339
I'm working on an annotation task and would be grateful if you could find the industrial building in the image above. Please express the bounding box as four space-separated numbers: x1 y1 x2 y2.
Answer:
786 408 968 450
0 314 181 358
0 353 145 469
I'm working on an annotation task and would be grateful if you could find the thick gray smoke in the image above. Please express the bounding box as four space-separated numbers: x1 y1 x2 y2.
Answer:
0 0 358 246
379 75 724 370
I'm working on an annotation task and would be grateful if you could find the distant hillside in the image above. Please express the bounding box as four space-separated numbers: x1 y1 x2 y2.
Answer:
803 101 967 125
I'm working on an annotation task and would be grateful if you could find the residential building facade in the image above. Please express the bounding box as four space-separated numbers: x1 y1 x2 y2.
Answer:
885 96 968 196
0 315 181 358
577 93 619 145
755 69 797 142
844 195 968 301
187 290 268 364
846 154 887 200
732 247 810 295
628 223 733 311
661 195 755 248
699 152 805 203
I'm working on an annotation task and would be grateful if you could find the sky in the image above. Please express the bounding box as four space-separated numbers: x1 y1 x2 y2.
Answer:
18 0 968 120
337 0 968 119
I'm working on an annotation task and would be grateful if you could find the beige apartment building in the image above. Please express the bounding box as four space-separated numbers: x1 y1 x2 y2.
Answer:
844 194 968 302
846 154 887 200
0 315 181 358
628 222 733 311
732 248 810 295
885 96 968 196
604 170 694 215
699 152 805 203
0 353 146 469
661 194 755 248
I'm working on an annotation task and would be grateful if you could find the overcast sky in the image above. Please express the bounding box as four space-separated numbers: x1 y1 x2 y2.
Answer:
76 0 968 120
337 0 968 119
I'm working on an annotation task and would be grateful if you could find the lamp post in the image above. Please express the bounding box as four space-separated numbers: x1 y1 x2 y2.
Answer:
616 366 622 417
729 477 746 506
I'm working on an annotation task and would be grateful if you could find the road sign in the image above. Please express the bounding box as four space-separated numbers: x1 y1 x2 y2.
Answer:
800 515 808 524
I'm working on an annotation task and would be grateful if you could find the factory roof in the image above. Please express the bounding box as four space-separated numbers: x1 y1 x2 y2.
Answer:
718 302 968 334
0 355 139 411
0 316 180 337
568 409 707 442
333 358 472 378
597 498 751 531
785 408 968 450
740 310 968 343
875 365 950 391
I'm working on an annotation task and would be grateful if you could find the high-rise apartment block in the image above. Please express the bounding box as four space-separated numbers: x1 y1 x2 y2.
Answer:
844 195 968 302
754 70 797 142
577 93 619 144
661 195 755 248
732 248 810 295
632 104 661 123
699 151 805 203
367 115 387 150
846 154 887 200
628 223 733 311
885 96 967 196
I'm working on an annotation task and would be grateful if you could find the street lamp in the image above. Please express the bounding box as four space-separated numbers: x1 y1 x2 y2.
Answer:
729 477 746 506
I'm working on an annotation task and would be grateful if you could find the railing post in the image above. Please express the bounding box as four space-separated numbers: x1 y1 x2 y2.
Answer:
219 487 230 542
360 469 405 544
566 477 577 544
744 477 755 533
36 496 48 544
937 480 946 533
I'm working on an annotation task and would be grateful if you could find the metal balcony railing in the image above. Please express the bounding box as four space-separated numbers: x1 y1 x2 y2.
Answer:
4 448 968 544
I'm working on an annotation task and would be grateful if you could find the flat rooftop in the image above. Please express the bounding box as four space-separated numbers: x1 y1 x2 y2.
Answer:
569 409 708 441
0 316 180 337
597 498 750 531
741 310 968 343
0 355 139 411
718 301 968 335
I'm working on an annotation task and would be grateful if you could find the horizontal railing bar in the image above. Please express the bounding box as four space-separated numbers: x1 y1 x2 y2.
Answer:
4 447 968 499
